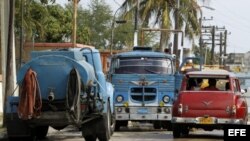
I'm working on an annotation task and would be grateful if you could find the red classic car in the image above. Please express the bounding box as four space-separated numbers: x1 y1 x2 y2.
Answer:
172 70 248 138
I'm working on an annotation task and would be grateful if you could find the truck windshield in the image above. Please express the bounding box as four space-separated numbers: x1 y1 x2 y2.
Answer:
112 57 173 74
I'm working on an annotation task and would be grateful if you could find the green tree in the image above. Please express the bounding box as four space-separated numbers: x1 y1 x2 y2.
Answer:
112 20 134 50
15 0 50 41
78 0 113 49
44 4 72 42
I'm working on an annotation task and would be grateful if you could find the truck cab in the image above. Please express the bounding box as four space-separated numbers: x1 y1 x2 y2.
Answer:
108 47 176 130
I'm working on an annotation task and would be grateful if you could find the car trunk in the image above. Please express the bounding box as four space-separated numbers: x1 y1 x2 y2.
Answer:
178 91 235 118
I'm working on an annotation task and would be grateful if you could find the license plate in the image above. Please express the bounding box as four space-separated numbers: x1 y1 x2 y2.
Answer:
199 117 213 124
137 108 148 114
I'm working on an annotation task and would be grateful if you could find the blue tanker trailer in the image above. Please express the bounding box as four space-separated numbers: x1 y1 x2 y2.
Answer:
5 45 114 141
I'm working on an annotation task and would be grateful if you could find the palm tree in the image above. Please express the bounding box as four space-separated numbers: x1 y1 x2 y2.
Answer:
120 0 200 52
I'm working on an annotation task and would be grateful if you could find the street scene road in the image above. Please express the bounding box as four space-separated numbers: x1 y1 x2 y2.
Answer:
41 123 223 141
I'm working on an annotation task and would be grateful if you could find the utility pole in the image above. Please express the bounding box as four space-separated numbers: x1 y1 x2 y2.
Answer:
219 32 223 66
133 0 140 46
72 0 78 47
199 17 203 56
210 26 215 65
173 0 180 67
223 30 227 66
19 0 24 69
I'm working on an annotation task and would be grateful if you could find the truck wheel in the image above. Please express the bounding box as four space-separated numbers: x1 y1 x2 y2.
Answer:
115 121 128 131
110 120 115 135
182 127 189 136
9 134 36 141
97 105 111 141
35 126 49 139
153 121 161 129
162 121 172 131
84 135 97 141
108 105 115 136
172 124 181 138
6 113 35 141
115 122 121 131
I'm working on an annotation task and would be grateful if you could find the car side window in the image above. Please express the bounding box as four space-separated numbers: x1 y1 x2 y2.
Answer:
225 82 230 91
233 79 240 92
235 79 241 92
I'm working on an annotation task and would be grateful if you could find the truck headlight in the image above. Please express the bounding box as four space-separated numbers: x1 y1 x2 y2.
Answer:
116 95 123 103
117 107 122 113
164 107 171 113
162 96 170 103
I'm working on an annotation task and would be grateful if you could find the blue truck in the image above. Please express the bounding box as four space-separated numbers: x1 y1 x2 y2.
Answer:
108 47 178 130
5 45 114 141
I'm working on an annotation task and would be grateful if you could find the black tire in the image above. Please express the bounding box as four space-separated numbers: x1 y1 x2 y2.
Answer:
115 121 128 131
181 126 189 136
84 135 97 141
115 122 121 131
97 105 111 141
6 114 35 141
162 121 172 131
9 136 36 141
153 121 161 129
110 119 115 135
107 104 112 138
172 124 181 138
35 126 49 139
108 105 115 136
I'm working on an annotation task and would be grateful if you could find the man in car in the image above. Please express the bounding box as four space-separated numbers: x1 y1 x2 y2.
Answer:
203 78 219 91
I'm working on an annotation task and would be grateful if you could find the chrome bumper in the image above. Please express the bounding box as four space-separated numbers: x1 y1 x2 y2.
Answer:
172 117 245 124
115 106 172 121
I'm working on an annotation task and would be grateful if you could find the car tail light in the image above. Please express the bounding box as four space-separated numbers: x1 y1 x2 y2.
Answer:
231 105 236 115
178 104 183 114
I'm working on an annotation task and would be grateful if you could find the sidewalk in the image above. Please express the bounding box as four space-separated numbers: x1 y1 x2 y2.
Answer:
0 114 6 139
0 127 6 139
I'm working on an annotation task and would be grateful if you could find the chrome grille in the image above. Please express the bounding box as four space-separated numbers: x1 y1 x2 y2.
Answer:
130 88 156 102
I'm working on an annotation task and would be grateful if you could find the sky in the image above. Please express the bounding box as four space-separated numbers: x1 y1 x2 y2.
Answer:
57 0 250 54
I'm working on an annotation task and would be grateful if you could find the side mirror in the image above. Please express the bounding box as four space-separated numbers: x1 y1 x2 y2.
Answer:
241 89 246 94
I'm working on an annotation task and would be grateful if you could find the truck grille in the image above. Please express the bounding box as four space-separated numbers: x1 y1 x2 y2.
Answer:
130 88 156 102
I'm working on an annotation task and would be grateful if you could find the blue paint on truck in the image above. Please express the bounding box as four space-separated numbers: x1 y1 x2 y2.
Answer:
108 47 178 130
6 46 114 141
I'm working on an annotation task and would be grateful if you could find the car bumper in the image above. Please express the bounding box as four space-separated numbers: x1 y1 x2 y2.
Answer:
172 117 245 124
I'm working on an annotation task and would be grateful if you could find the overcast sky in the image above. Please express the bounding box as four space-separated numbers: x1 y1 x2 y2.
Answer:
58 0 250 53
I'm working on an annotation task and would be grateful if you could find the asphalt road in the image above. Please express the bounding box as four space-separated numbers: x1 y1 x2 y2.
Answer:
43 122 223 141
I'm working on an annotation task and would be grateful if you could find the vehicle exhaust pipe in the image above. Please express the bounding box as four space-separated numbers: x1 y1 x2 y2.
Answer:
48 91 55 102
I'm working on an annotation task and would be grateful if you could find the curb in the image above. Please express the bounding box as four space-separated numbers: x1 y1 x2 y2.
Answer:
0 128 7 139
